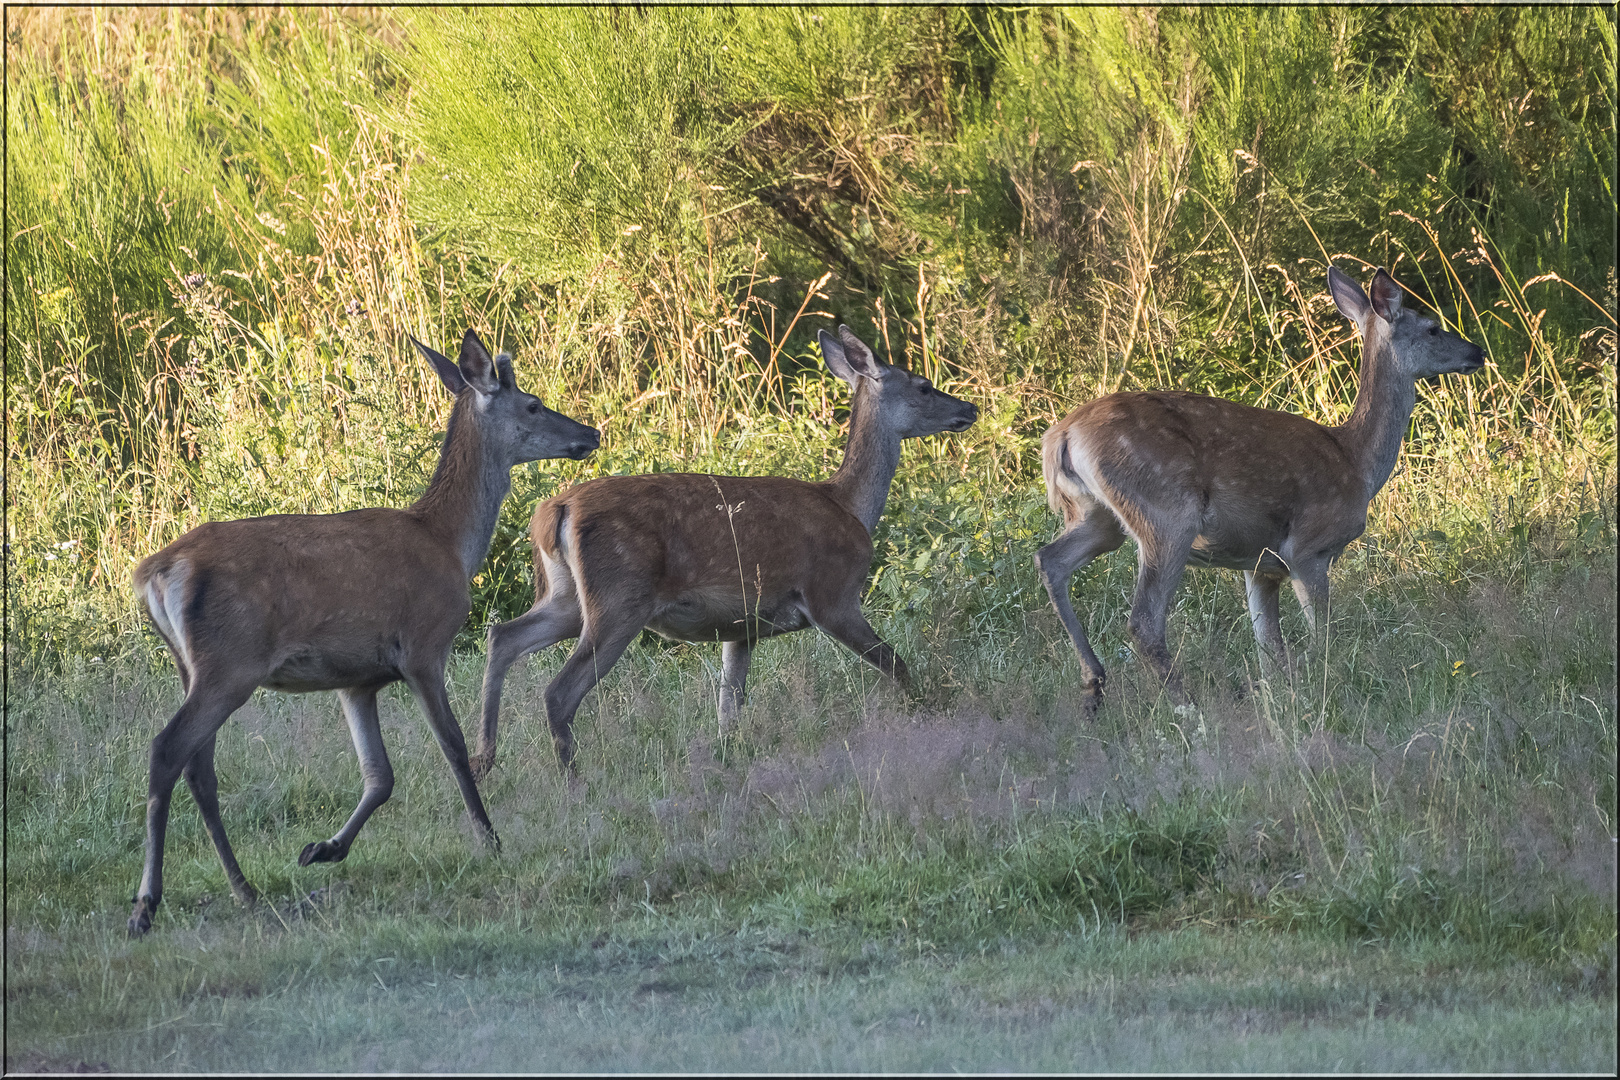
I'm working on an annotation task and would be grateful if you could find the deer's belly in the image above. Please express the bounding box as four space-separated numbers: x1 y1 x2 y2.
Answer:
1187 537 1291 574
263 644 399 692
647 588 810 643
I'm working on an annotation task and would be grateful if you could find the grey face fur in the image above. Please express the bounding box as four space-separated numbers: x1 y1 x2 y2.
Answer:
411 329 600 463
818 325 979 439
1328 267 1484 381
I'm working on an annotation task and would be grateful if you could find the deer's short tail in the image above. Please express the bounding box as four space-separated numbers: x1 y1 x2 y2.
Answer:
531 495 591 606
134 555 195 685
1041 426 1090 530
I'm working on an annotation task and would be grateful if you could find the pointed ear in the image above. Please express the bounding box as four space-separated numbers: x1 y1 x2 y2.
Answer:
836 326 884 379
495 352 516 391
1369 268 1404 322
819 328 858 385
457 329 502 395
411 334 467 395
1327 265 1371 325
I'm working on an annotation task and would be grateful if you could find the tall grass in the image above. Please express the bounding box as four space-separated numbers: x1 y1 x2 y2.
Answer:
5 6 1614 976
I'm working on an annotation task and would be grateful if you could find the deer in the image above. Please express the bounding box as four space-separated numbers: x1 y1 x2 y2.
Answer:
472 324 978 778
126 330 599 936
1035 265 1484 711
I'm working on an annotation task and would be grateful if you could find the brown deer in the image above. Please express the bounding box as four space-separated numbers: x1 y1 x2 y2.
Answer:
127 330 598 936
1036 265 1484 709
473 325 978 776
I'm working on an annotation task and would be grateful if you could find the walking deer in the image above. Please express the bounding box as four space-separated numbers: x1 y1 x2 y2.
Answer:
1036 265 1484 708
474 325 978 776
127 330 598 936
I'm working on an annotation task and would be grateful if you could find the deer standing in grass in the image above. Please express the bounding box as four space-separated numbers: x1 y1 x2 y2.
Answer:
127 331 599 936
1036 265 1484 709
474 325 978 777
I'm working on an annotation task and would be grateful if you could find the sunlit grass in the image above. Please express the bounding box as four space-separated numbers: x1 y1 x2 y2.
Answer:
4 7 1614 1071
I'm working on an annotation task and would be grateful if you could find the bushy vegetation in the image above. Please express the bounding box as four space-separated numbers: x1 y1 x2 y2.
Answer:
5 7 1614 1069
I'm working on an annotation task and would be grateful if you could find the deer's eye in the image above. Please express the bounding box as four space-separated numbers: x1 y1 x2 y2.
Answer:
527 401 541 414
1427 326 1439 337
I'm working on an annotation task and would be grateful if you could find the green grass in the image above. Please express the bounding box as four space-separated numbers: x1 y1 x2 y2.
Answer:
5 6 1615 1071
6 536 1614 1068
6 916 1614 1072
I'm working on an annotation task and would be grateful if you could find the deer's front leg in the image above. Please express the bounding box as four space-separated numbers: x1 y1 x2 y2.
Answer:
407 671 500 851
300 688 394 866
1244 570 1289 681
718 639 753 734
1290 564 1332 641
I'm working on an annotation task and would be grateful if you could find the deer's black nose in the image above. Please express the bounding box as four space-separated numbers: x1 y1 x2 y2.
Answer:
569 427 601 459
948 403 979 431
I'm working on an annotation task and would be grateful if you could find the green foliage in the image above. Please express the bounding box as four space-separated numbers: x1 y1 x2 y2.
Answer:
4 12 1614 1055
404 8 738 280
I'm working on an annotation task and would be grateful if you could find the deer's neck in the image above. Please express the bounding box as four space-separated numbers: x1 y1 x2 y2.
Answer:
411 395 512 580
1334 323 1416 501
827 382 902 535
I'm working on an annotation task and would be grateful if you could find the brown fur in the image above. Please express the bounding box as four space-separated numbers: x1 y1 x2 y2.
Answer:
1035 267 1485 707
475 325 978 775
125 330 598 936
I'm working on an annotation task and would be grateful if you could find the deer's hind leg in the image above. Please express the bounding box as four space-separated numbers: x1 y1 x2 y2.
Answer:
300 688 394 866
183 733 257 906
543 596 656 773
1035 508 1127 709
1125 518 1200 706
477 572 583 781
130 673 258 937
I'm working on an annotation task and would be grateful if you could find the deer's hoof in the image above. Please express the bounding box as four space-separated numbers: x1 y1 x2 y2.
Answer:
299 839 347 866
553 740 576 773
128 897 157 938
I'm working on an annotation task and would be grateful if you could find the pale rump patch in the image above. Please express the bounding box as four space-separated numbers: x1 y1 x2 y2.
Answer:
143 560 192 671
1042 429 1097 523
539 547 580 611
1049 427 1140 541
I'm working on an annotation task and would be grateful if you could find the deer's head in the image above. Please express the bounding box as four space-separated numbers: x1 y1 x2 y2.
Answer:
1329 266 1485 382
818 325 978 439
412 330 600 463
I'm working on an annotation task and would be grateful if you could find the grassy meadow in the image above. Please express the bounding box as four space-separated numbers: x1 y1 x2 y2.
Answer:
6 6 1616 1071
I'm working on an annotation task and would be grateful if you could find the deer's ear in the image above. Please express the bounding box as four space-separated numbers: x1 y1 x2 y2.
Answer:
495 352 517 391
411 334 467 395
1327 265 1371 325
819 328 858 385
836 326 884 379
1369 268 1404 322
457 329 502 395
